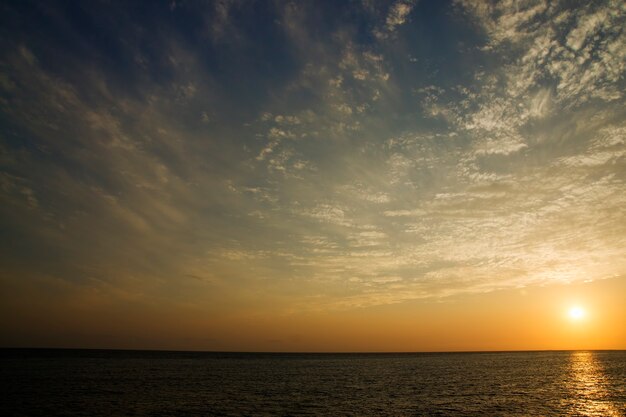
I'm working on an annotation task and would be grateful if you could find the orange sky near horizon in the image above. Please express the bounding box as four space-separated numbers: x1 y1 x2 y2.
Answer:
2 273 624 352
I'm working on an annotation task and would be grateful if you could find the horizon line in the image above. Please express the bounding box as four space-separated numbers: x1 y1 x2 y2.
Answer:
2 346 625 355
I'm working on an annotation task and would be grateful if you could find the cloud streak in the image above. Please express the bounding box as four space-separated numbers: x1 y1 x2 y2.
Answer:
0 0 624 317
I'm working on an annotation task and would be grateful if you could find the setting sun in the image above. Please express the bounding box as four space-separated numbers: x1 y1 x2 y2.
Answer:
568 306 586 320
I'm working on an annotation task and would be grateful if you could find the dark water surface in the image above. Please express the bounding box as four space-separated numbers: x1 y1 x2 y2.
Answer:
2 349 625 416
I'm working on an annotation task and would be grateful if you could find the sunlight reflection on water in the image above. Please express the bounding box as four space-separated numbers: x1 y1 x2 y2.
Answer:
4 350 626 416
567 351 623 416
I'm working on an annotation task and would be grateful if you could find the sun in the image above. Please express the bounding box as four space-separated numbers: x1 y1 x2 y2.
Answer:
568 306 585 320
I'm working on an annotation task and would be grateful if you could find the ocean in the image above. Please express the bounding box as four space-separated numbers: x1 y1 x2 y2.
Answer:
2 349 625 416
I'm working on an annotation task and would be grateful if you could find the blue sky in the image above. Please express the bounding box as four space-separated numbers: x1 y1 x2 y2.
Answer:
1 0 625 340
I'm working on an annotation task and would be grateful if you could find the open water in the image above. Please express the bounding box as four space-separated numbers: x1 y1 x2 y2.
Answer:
2 349 625 416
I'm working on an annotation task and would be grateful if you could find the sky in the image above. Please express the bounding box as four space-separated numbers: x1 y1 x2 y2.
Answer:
0 0 625 352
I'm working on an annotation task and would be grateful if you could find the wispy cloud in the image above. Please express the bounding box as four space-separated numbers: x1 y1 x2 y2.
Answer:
0 0 624 317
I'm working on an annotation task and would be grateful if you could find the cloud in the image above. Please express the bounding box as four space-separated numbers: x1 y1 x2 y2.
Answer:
383 209 425 217
0 41 249 298
370 0 418 40
1 1 624 316
386 0 417 31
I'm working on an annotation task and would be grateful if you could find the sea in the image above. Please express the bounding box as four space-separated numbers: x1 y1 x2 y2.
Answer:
2 349 625 416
